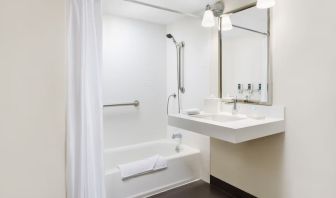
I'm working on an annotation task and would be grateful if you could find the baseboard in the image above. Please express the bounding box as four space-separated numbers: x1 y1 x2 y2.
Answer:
142 178 201 198
210 175 257 198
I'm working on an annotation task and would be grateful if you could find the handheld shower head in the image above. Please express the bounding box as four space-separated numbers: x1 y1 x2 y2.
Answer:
166 33 185 113
166 33 172 38
166 33 177 44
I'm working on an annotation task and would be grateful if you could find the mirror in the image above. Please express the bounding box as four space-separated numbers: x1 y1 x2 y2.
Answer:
220 7 271 105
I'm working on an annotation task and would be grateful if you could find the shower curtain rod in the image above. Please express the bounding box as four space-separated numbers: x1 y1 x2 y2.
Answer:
124 0 267 35
124 0 200 18
124 0 259 19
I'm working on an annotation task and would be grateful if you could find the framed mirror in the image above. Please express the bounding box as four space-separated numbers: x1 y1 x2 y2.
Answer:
220 7 272 105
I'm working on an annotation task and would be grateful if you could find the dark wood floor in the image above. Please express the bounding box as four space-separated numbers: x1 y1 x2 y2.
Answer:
149 180 234 198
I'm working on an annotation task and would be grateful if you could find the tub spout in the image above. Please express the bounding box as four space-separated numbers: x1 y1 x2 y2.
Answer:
172 133 182 153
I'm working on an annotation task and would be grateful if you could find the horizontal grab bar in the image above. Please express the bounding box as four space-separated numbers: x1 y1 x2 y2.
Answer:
103 100 140 108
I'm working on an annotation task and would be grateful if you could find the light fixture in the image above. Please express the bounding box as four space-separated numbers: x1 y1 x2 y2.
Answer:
202 4 215 27
221 14 233 31
257 0 275 9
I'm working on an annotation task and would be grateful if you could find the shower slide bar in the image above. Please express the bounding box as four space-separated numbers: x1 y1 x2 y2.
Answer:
103 100 140 108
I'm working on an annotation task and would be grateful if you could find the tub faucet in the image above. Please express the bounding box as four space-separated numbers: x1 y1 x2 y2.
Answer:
172 133 182 153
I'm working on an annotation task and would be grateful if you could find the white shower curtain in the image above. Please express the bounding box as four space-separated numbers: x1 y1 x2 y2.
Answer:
67 0 105 198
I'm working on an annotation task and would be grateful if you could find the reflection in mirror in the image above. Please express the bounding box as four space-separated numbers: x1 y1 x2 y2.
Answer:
221 7 271 105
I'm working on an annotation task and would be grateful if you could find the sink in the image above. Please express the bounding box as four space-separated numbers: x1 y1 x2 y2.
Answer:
190 113 246 123
168 105 285 143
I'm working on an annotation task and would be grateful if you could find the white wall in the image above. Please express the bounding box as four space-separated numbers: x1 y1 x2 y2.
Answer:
103 16 167 148
166 17 217 182
0 1 66 198
211 1 336 197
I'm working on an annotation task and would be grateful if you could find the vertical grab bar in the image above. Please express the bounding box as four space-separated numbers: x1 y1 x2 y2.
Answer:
176 45 180 93
176 42 185 113
178 42 185 93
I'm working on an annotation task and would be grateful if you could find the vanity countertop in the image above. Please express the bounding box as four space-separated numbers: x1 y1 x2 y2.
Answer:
168 105 285 143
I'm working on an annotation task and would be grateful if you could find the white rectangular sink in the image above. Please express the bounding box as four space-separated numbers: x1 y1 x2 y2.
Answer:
190 113 246 123
168 105 285 144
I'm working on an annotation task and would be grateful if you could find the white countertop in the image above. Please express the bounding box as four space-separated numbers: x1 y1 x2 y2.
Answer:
168 105 285 143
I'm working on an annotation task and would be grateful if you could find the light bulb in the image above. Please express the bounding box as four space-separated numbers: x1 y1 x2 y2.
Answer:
257 0 275 9
202 6 215 27
221 14 232 31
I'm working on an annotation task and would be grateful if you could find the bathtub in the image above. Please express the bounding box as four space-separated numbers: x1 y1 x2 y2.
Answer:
104 139 201 198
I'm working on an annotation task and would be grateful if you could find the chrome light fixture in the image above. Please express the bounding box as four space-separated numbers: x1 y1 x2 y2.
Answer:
221 14 232 31
201 0 225 28
202 5 215 27
257 0 275 9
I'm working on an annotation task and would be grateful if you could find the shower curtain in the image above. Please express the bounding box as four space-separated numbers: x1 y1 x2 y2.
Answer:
67 0 105 198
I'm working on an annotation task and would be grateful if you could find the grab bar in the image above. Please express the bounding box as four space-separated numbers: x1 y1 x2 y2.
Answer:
177 42 185 94
103 100 140 108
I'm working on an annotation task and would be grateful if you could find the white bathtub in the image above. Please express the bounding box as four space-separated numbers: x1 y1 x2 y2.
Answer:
104 139 201 198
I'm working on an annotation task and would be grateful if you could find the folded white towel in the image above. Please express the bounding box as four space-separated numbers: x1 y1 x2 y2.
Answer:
118 155 167 179
183 108 201 115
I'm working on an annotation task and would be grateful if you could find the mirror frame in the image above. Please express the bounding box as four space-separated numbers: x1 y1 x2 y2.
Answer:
218 5 272 106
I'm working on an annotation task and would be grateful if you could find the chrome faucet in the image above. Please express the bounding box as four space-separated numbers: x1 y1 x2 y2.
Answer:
172 133 182 152
221 96 238 115
232 97 238 115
